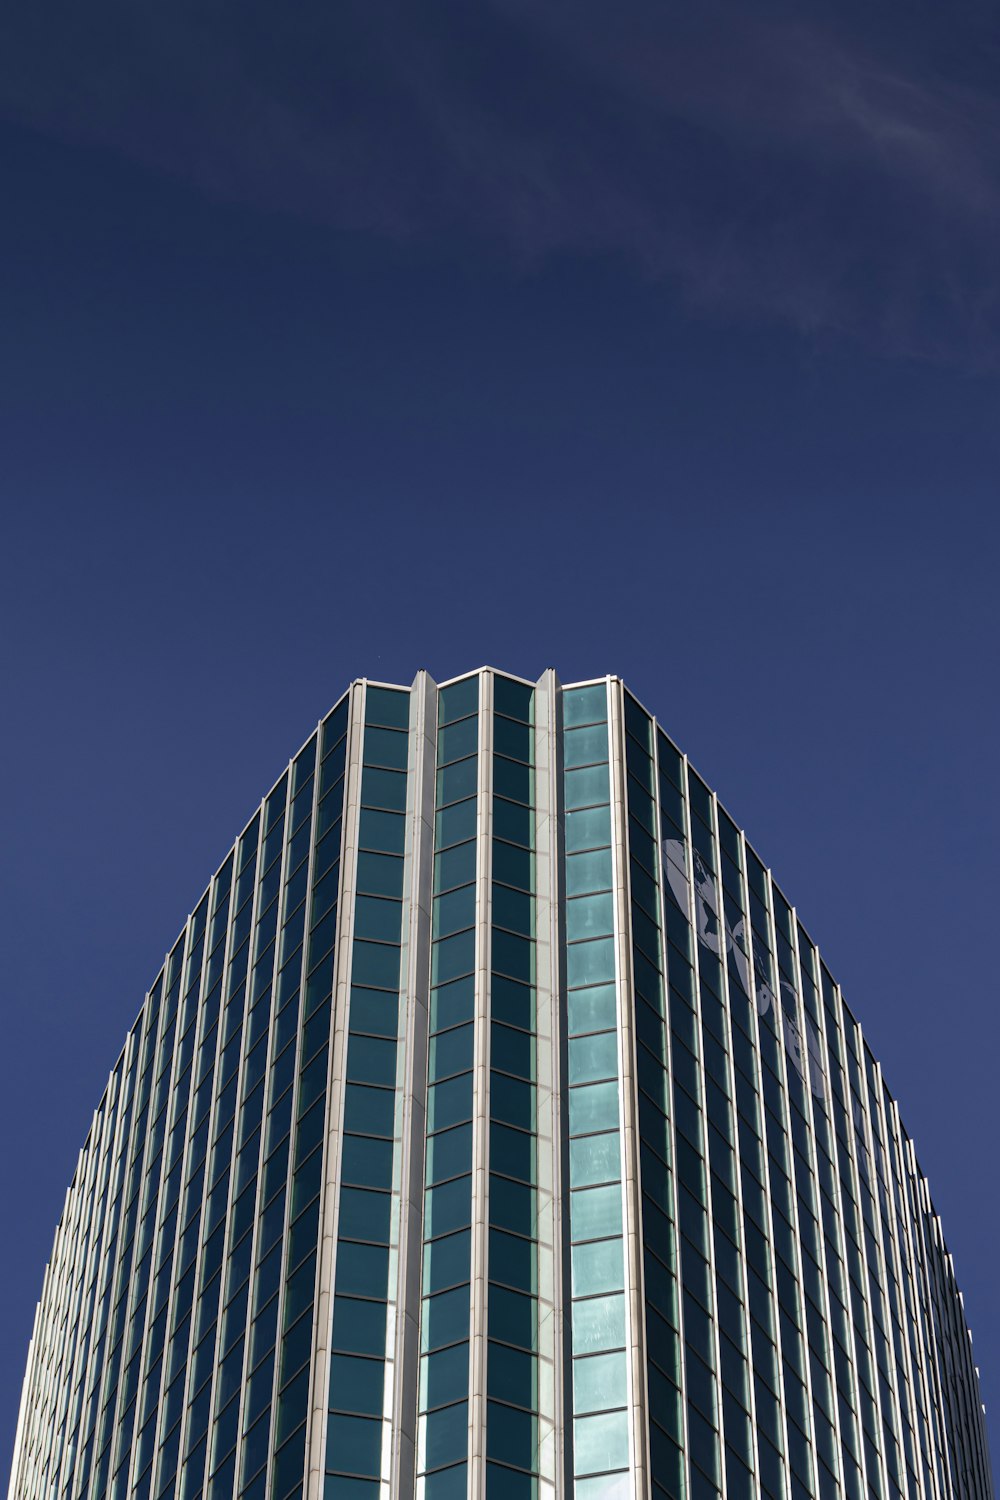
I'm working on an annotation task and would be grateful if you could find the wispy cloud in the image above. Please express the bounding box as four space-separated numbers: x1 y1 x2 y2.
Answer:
3 0 1000 361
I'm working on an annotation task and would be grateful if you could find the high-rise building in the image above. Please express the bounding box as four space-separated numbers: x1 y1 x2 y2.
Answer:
8 669 993 1500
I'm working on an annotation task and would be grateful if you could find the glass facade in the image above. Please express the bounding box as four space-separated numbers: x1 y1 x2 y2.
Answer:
9 671 993 1500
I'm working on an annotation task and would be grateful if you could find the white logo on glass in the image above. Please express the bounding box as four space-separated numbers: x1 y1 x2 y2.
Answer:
663 838 826 1101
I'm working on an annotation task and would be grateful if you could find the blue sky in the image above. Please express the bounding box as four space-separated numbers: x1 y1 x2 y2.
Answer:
1 0 998 1484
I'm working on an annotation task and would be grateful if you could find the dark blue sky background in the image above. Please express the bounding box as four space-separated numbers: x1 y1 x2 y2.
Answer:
2 0 998 1485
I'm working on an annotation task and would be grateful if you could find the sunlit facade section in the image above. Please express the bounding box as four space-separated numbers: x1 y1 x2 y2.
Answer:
9 670 993 1500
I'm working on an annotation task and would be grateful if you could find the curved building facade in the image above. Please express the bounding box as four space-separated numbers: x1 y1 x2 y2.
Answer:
8 669 993 1500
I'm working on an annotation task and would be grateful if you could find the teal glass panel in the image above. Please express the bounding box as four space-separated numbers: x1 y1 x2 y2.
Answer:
573 1477 630 1500
420 1342 470 1412
563 721 609 768
492 715 532 763
363 726 409 771
571 1293 626 1354
573 1351 628 1415
422 1230 471 1294
571 1239 625 1298
568 1031 618 1085
438 716 478 765
424 1176 473 1238
361 766 407 812
565 893 614 942
493 676 533 722
431 930 476 986
358 810 405 855
422 1399 468 1470
491 839 533 891
570 1185 623 1242
569 1132 621 1189
365 687 410 730
573 1411 629 1476
565 765 611 810
439 676 479 723
568 1081 619 1136
437 757 477 808
421 1287 471 1352
328 1355 385 1417
433 887 475 940
563 685 607 727
426 1124 473 1185
421 1462 467 1499
566 939 616 989
429 976 475 1033
565 848 613 897
427 1073 473 1133
567 985 617 1036
564 807 611 853
435 800 477 851
428 1024 474 1083
356 852 404 899
434 841 477 895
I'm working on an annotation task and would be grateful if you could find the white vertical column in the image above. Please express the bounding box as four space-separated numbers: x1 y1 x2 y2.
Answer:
389 670 438 1500
606 678 650 1500
468 670 493 1500
305 683 366 1500
533 668 564 1500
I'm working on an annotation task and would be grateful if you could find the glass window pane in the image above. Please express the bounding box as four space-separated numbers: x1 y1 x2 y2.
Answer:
343 1084 394 1138
366 687 410 730
487 1341 537 1409
335 1243 390 1300
422 1230 471 1294
571 1239 625 1298
421 1461 467 1499
569 1132 621 1189
329 1355 385 1417
573 1351 628 1415
570 1185 622 1242
363 727 409 771
567 986 617 1036
434 887 475 940
566 894 614 942
569 1082 619 1137
430 977 475 1033
332 1296 387 1357
564 807 611 854
429 1025 474 1083
427 1073 473 1133
420 1342 470 1412
564 721 609 768
567 939 616 990
571 1293 626 1354
565 765 610 810
361 766 407 813
565 848 613 897
438 714 478 763
563 685 607 728
432 930 476 987
356 851 404 898
421 1400 468 1472
574 1474 631 1500
341 1135 393 1189
427 1123 473 1185
424 1176 472 1239
437 757 477 807
436 799 477 851
574 1410 629 1476
326 1414 382 1478
435 841 477 895
568 1032 618 1085
339 1187 391 1244
422 1287 471 1352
